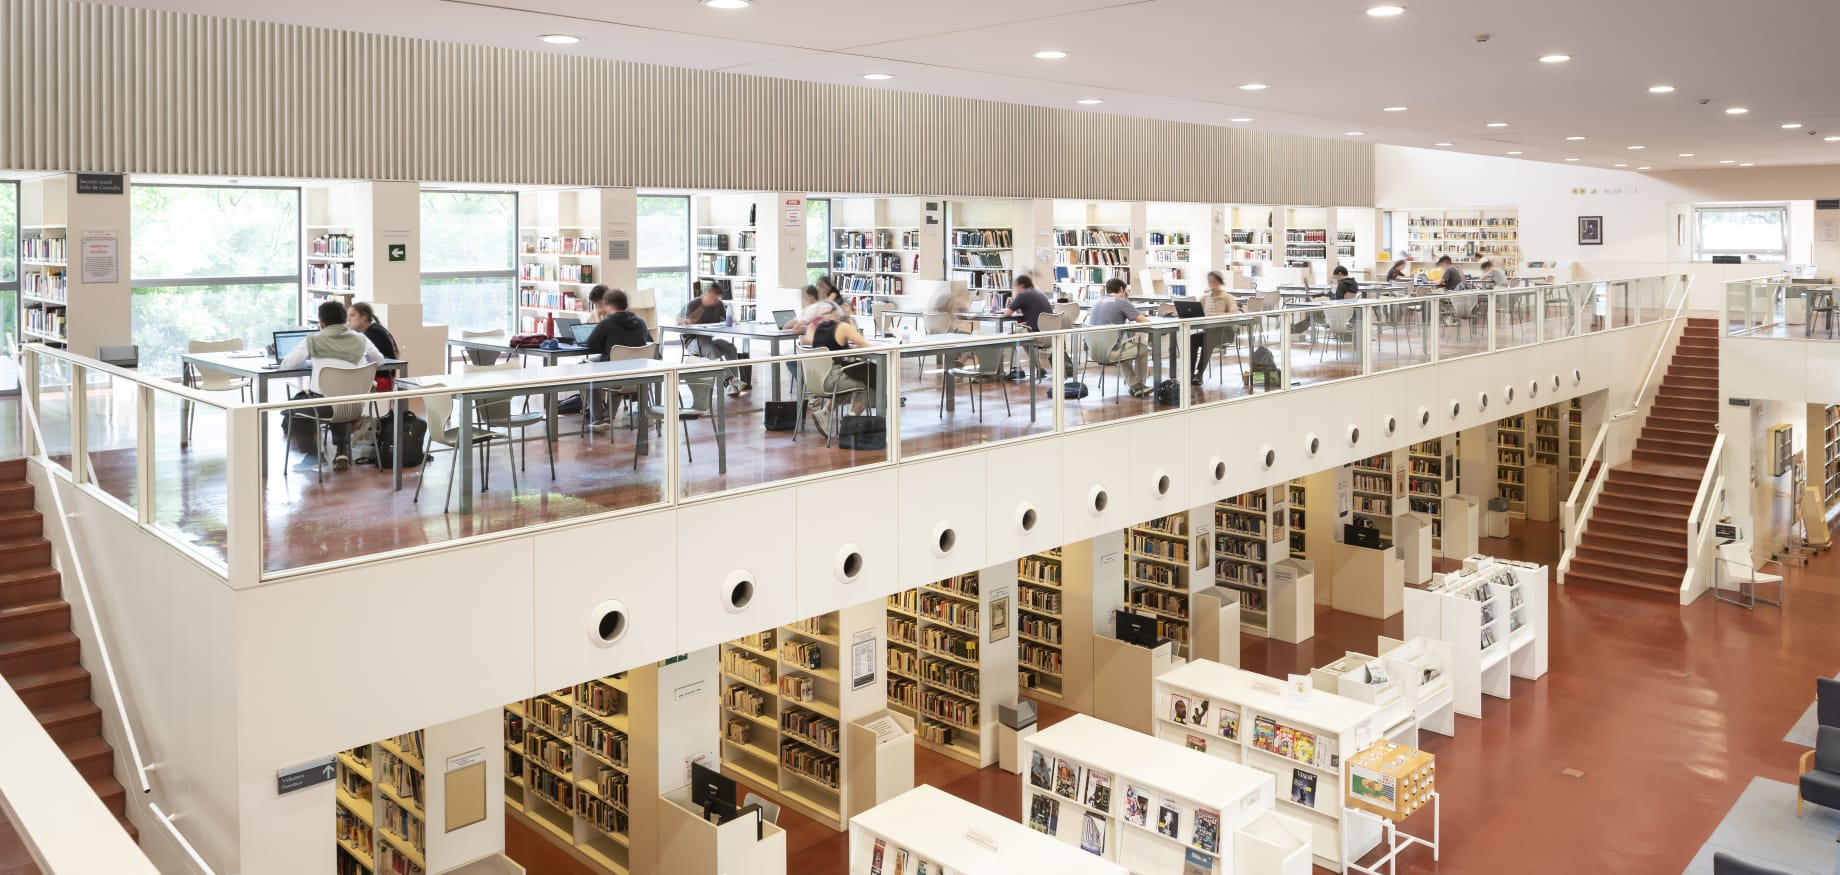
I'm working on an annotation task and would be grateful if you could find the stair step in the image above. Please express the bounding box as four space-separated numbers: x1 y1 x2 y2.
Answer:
1634 448 1712 468
0 482 34 512
1575 541 1688 572
61 736 116 782
1591 516 1688 543
1643 420 1716 438
1568 557 1683 590
30 699 101 745
0 600 70 641
6 664 89 710
0 631 79 675
1638 436 1714 457
1597 493 1694 517
0 567 61 609
1563 568 1681 596
1663 375 1719 389
1604 472 1699 497
0 539 52 574
0 512 44 542
0 460 26 484
1674 348 1720 360
90 774 126 819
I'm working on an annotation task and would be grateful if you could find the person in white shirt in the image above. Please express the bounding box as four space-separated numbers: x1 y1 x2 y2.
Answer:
281 299 386 469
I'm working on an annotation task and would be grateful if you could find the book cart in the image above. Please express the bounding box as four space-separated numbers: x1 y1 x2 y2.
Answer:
1020 714 1293 875
1151 661 1386 872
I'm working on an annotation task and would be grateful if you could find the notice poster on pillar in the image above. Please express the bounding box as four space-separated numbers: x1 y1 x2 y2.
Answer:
784 198 805 230
851 628 878 690
80 232 118 285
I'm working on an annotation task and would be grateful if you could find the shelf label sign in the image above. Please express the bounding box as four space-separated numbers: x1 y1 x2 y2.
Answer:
276 756 337 795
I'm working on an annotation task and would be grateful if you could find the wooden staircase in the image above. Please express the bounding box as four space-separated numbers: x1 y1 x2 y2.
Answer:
0 459 138 872
1566 317 1720 596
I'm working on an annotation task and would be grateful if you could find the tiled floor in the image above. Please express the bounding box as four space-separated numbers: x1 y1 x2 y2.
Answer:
510 517 1840 874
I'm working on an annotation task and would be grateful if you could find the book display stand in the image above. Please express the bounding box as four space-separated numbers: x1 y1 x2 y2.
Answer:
1021 714 1282 875
1311 654 1418 747
851 784 1127 875
1373 637 1457 738
1401 558 1549 718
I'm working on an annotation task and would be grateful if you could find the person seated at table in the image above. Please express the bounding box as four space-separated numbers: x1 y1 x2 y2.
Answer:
586 284 608 316
816 274 855 316
1433 256 1465 291
683 282 748 396
280 299 387 470
787 284 841 332
583 289 654 429
1006 275 1062 379
802 314 877 416
1479 260 1509 288
1190 271 1243 386
925 281 975 334
1087 278 1153 398
347 302 399 392
1332 266 1361 301
1385 259 1409 282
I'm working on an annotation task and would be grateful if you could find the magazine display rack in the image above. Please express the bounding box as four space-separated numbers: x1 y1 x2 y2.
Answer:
850 784 1126 875
1019 714 1282 875
1310 653 1417 747
1373 637 1457 738
1401 558 1549 718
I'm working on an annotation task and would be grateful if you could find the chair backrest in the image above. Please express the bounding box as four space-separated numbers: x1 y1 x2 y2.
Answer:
316 362 378 424
462 329 506 340
799 350 839 398
1818 677 1840 730
679 371 720 414
1716 542 1753 572
98 345 138 369
187 339 246 389
741 792 780 825
188 338 242 355
604 342 658 362
1325 306 1354 331
461 329 508 365
922 312 953 335
421 390 456 444
870 302 892 336
958 344 1006 375
1084 330 1123 363
1712 851 1794 875
1036 310 1074 333
462 362 530 421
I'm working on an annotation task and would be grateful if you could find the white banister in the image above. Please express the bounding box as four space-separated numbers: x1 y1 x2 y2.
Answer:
1559 423 1610 581
1682 434 1727 604
1612 273 1694 423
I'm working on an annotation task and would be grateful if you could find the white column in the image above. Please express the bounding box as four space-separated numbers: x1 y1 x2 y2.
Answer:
362 182 445 378
1128 201 1149 294
62 174 132 358
915 197 946 282
598 188 651 328
755 193 810 291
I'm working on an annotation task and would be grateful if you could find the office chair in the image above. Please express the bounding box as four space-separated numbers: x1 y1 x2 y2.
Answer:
742 792 780 825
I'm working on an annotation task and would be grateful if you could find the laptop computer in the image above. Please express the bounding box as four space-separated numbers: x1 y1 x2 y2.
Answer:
552 316 584 338
1172 299 1205 318
271 329 315 363
569 323 595 344
772 309 797 329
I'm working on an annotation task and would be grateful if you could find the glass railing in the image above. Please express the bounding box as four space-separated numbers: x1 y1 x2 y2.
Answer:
18 275 1689 579
1724 276 1840 339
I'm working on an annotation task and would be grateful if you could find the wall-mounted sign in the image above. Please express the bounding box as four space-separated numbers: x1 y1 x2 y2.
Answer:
276 756 337 795
1816 199 1840 211
75 173 124 195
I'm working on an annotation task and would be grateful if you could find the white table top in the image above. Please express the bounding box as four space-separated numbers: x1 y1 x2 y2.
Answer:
411 357 672 392
851 785 1127 875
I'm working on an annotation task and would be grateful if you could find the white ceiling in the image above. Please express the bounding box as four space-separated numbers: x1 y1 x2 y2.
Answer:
112 0 1840 171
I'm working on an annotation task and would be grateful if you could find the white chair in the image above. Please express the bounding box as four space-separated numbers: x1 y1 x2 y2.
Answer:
286 361 377 482
584 342 660 438
412 389 516 513
459 329 510 366
1715 541 1784 609
943 345 1010 421
794 351 869 447
184 339 252 434
648 370 725 470
462 362 554 479
1317 307 1357 360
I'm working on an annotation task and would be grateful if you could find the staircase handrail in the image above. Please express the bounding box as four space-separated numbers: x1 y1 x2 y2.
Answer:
1559 422 1611 578
16 386 221 875
1683 434 1727 602
1612 273 1693 422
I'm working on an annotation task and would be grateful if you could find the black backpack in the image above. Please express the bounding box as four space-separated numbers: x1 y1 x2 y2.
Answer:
375 410 428 468
1062 380 1090 399
1250 347 1278 372
1153 379 1181 406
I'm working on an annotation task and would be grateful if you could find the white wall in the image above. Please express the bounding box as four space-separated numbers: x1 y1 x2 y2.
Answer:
1375 146 1840 308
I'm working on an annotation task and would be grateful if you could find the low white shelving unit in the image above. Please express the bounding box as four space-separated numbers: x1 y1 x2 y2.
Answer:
1401 557 1549 718
1021 713 1287 875
1374 636 1457 738
1151 661 1386 872
1311 654 1417 748
850 784 1126 875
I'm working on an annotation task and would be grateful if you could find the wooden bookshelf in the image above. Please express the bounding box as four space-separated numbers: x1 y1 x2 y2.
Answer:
948 227 1015 292
1533 405 1563 468
336 731 425 875
1145 228 1193 294
1052 225 1132 298
1402 210 1521 269
1406 439 1452 555
831 227 917 298
1125 512 1195 657
1215 487 1288 637
1017 550 1065 700
1824 405 1840 511
503 676 632 874
1495 415 1528 518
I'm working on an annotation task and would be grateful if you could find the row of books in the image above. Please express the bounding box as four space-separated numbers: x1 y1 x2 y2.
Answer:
1286 246 1329 259
311 233 356 258
698 254 754 277
919 656 981 698
779 674 817 703
1287 230 1327 243
931 573 979 599
1148 231 1190 245
525 732 572 774
1018 555 1061 585
724 683 768 718
951 228 1013 249
522 235 600 256
722 650 776 686
528 696 571 736
918 593 979 631
1408 230 1518 241
780 707 840 753
1019 586 1062 615
21 272 67 302
580 790 630 836
20 237 66 263
781 639 822 670
377 749 425 806
1020 642 1062 675
917 719 956 747
1354 495 1392 515
1057 248 1128 266
835 229 918 251
518 287 589 312
307 263 357 290
920 628 978 663
1127 532 1189 561
526 764 574 811
888 646 918 678
886 590 917 614
1352 473 1391 494
785 617 827 638
889 676 920 711
576 680 625 718
833 252 915 274
518 263 594 283
887 615 917 645
696 231 755 252
378 797 425 850
780 738 840 789
1129 559 1179 588
1230 230 1274 244
26 308 67 339
1218 539 1267 562
836 274 904 295
952 250 1009 269
1218 563 1268 589
1132 589 1188 619
1018 614 1061 644
1053 229 1129 247
576 719 629 766
920 689 979 729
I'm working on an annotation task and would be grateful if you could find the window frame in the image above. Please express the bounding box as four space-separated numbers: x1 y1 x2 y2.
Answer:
0 179 16 394
128 182 303 292
806 197 832 283
1692 203 1790 261
418 189 520 334
636 193 692 325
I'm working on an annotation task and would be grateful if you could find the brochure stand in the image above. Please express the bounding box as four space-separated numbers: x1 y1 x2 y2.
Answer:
657 787 788 875
845 711 916 820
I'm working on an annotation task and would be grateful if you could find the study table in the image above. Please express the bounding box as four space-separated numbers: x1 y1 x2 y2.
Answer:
661 322 802 401
443 336 593 368
178 351 409 451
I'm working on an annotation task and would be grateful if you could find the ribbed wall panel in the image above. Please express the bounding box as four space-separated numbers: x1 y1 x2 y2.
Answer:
2 0 1375 205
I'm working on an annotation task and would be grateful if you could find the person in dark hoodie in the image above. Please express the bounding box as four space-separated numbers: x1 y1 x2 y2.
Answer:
584 288 654 430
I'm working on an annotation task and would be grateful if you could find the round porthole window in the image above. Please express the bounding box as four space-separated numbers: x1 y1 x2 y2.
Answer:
1449 399 1462 419
1417 407 1431 428
1260 446 1277 470
1384 415 1398 437
723 571 755 613
1347 425 1361 447
1089 486 1110 516
835 544 864 584
1553 374 1563 391
1153 471 1172 497
1573 368 1583 386
1016 503 1039 535
1210 458 1227 483
1529 380 1541 399
1477 392 1490 411
586 600 628 648
1305 434 1321 457
932 524 957 558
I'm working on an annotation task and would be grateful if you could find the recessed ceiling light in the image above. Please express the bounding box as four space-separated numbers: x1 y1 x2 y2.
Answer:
1782 123 1803 129
538 34 580 44
1033 50 1069 60
1345 131 1366 136
1725 107 1749 115
1238 82 1270 91
1076 98 1103 105
1383 106 1408 112
1718 159 1736 164
1828 136 1840 142
1613 163 1628 168
1486 122 1509 128
1637 166 1651 170
861 73 893 80
1229 117 1254 123
700 0 751 7
1678 152 1696 157
1648 85 1676 93
1506 151 1523 155
1366 4 1406 16
1627 145 1645 150
1564 157 1580 162
1565 136 1586 141
1434 142 1453 147
1740 162 1755 167
1539 54 1571 63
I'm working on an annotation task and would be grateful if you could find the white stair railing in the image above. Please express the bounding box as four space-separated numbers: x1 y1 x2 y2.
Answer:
1558 423 1610 582
1682 435 1727 605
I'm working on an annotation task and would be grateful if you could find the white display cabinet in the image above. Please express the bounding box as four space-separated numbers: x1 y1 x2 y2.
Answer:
1151 661 1385 873
1402 558 1548 718
1021 714 1279 875
1311 654 1416 747
1374 636 1457 738
851 784 1127 875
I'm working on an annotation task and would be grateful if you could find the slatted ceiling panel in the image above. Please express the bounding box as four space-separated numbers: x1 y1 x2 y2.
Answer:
1 0 1373 205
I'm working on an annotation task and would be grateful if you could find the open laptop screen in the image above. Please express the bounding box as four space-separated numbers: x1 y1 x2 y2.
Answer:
272 329 314 362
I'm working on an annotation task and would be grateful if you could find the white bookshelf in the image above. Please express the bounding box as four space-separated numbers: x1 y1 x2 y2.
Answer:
694 225 758 304
1022 713 1280 875
947 227 1015 292
1053 225 1132 298
1124 511 1199 658
1495 415 1528 518
516 189 611 333
1405 439 1452 556
1374 636 1457 738
1214 487 1288 638
1145 228 1193 294
831 227 918 298
1347 452 1410 544
1017 549 1065 700
1152 661 1387 872
1310 653 1418 747
1401 558 1549 718
851 784 1127 875
1227 204 1278 267
1401 210 1520 269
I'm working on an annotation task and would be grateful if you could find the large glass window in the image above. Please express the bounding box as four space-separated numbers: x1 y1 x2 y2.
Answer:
0 181 16 392
1695 204 1789 262
130 185 300 376
806 197 831 285
638 195 690 325
420 191 517 335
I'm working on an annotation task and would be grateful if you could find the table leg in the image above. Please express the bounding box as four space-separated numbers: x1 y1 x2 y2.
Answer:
716 386 727 475
944 369 956 413
391 394 404 492
457 395 475 514
635 386 650 458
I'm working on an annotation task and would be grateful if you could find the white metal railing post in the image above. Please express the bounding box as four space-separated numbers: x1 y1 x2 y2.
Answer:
1486 291 1498 352
69 363 88 484
883 349 902 465
1280 320 1293 391
136 384 156 527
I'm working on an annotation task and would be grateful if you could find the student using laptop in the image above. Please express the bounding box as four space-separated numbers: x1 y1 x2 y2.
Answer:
279 300 387 469
1189 271 1242 386
684 282 747 396
584 288 652 356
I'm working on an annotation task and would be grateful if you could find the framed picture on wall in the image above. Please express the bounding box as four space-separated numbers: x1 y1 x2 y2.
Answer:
1579 216 1604 246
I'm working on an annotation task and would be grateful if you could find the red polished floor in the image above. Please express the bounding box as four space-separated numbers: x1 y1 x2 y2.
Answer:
509 519 1840 874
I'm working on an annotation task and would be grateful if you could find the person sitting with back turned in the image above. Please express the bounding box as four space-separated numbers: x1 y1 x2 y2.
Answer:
802 313 877 418
1479 259 1509 288
1190 271 1242 386
280 299 386 470
683 281 748 396
1086 278 1154 397
1006 274 1061 379
584 288 654 430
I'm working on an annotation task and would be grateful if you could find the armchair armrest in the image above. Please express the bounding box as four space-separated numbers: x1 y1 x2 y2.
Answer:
1802 748 1816 776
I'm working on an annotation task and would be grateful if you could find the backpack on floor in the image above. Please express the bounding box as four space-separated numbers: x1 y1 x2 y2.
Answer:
375 410 428 468
1153 379 1181 406
1062 380 1090 399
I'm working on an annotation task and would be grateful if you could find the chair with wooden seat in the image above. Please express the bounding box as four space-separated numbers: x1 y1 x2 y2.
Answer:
462 362 555 479
412 388 516 513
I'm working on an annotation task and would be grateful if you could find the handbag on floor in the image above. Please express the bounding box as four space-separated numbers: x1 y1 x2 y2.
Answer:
763 401 798 432
837 414 886 451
